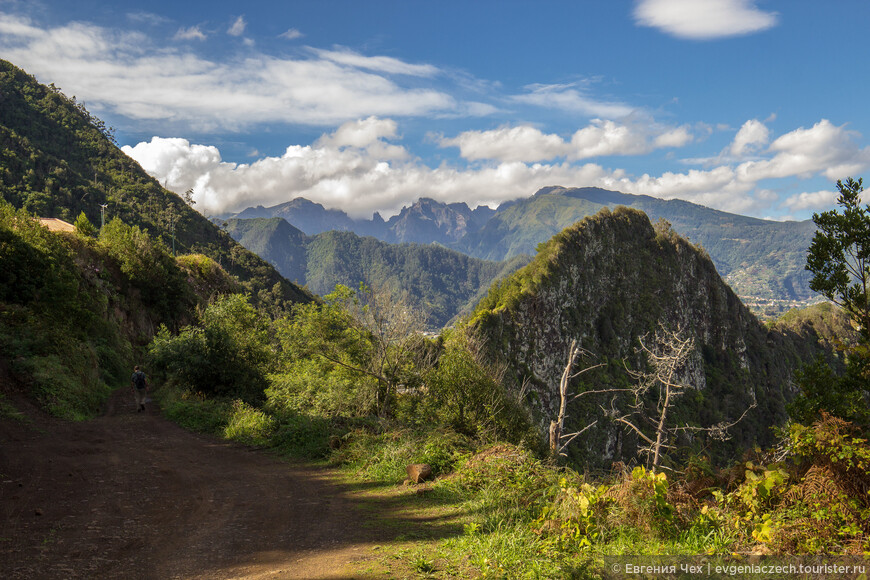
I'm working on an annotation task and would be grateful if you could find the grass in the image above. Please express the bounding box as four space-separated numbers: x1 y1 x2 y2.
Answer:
147 385 870 578
0 393 29 422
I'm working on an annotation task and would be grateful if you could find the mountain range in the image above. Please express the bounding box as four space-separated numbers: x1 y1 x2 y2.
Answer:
231 187 818 316
223 217 529 327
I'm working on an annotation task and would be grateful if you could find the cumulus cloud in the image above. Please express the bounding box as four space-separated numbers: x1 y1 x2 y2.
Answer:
438 119 694 163
738 120 870 182
438 126 570 163
781 190 839 213
120 118 744 219
0 12 460 131
729 119 769 157
124 115 870 221
570 119 654 159
634 0 778 40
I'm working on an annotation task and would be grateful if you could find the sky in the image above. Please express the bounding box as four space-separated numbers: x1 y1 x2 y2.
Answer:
1 0 869 221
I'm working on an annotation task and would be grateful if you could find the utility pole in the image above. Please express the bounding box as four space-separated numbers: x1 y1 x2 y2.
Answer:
99 204 108 230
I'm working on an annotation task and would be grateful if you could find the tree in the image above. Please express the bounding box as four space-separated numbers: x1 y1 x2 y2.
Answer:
796 177 870 426
569 325 751 470
549 339 604 457
73 211 96 237
276 283 429 416
806 177 870 341
148 294 273 401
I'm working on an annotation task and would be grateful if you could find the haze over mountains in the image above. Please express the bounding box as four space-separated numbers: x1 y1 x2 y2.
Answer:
229 186 819 316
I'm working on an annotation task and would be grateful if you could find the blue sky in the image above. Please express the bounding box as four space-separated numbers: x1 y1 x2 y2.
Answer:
1 0 869 220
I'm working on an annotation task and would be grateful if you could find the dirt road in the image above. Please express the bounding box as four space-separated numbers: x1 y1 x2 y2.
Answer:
0 389 392 579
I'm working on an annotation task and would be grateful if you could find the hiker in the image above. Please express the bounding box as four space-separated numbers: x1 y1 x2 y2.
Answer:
131 365 149 412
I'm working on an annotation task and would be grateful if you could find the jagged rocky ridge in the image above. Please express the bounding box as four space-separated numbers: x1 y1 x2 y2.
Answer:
223 216 529 327
469 207 837 468
231 187 816 313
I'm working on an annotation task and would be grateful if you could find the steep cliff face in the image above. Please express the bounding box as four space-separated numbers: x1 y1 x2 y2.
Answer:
470 207 827 467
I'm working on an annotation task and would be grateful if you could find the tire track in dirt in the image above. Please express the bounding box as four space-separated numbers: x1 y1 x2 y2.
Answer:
0 388 389 579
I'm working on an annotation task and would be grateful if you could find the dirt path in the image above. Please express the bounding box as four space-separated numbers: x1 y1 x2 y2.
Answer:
0 389 402 579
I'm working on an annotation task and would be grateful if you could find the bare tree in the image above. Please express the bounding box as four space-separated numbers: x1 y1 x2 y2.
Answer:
611 324 754 471
549 339 605 457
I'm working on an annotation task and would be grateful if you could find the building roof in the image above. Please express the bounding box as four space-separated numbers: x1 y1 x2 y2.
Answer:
38 218 76 233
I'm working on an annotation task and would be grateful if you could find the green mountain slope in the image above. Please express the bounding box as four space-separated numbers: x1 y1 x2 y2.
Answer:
459 187 816 311
469 207 837 467
0 59 312 313
224 217 530 327
0 201 244 419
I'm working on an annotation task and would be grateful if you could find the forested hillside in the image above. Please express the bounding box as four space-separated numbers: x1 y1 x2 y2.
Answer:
0 201 241 418
0 59 312 313
224 216 529 327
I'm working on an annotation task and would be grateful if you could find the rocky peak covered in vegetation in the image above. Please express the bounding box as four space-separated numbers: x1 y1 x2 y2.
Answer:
470 206 836 467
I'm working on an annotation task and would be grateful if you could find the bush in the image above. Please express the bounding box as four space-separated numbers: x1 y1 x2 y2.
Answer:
424 333 534 445
223 400 276 446
147 294 273 401
265 358 377 417
270 410 332 458
156 384 232 434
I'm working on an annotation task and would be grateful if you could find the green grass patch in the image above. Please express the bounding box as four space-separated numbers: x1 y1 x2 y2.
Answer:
223 399 276 446
0 393 28 422
29 353 112 420
155 384 233 434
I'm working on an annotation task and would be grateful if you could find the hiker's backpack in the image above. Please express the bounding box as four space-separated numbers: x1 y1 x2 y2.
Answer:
133 371 147 390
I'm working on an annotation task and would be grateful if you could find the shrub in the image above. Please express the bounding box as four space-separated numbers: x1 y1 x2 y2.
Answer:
223 400 276 446
147 294 273 401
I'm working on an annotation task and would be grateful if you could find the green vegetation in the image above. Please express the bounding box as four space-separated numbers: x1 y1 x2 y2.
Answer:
225 217 529 327
468 206 808 469
3 57 867 576
0 59 311 314
0 199 203 418
459 186 817 312
787 177 870 429
806 177 870 341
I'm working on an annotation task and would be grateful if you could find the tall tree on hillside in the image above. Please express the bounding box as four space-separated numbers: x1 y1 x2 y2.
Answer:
793 177 870 426
806 177 870 341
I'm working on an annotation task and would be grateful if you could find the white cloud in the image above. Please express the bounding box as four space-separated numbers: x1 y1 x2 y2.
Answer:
228 15 246 37
313 47 440 77
438 126 570 163
570 119 653 159
174 26 206 41
438 119 694 163
634 0 778 40
738 120 870 182
0 13 462 130
280 28 303 40
125 113 856 221
512 83 636 118
654 126 694 148
122 119 756 218
781 190 838 212
729 119 769 157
